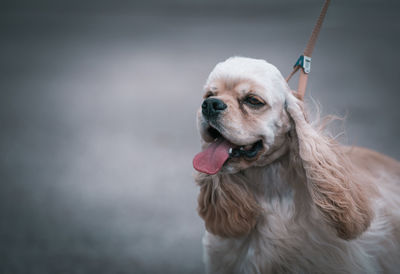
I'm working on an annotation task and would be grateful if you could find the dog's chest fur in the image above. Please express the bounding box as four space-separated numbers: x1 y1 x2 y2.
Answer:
201 164 385 274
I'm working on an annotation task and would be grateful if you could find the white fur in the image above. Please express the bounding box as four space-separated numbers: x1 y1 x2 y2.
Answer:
206 57 287 106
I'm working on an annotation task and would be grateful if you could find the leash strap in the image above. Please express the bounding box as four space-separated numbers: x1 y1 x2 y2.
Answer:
286 0 331 100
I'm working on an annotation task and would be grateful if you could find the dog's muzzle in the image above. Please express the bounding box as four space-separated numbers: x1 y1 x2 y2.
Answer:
202 98 227 120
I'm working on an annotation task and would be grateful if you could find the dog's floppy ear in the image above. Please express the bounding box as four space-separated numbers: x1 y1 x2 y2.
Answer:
196 174 261 238
285 94 373 240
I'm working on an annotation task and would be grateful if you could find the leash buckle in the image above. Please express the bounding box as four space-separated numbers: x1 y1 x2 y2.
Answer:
294 55 312 73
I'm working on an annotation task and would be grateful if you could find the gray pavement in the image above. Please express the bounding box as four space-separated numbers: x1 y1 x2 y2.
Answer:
0 1 399 273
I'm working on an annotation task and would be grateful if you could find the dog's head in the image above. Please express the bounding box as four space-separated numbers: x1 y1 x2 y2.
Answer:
193 57 291 174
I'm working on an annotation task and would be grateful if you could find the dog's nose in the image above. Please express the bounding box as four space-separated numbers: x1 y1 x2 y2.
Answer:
202 98 227 119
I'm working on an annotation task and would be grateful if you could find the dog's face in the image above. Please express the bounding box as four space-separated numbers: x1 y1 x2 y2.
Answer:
193 57 292 174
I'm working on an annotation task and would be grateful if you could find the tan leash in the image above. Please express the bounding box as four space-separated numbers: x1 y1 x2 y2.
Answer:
286 0 331 100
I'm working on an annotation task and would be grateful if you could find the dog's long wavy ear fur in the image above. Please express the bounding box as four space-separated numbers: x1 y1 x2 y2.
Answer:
196 174 261 238
285 94 373 240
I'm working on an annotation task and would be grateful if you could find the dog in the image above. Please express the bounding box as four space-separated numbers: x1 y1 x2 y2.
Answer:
193 57 400 273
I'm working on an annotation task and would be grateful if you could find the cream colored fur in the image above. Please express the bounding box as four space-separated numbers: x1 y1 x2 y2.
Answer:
195 57 400 273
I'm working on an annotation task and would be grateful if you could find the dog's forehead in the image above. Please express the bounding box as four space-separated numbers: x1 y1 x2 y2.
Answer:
205 57 288 104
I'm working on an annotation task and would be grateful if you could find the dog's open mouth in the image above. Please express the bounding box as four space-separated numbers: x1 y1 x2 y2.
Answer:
193 126 263 175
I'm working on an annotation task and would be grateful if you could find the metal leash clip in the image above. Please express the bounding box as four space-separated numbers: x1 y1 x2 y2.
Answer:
294 55 312 74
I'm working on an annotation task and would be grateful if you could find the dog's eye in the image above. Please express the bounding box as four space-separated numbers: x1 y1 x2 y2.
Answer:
244 95 265 107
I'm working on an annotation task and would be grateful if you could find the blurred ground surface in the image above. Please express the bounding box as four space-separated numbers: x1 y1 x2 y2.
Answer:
0 1 399 273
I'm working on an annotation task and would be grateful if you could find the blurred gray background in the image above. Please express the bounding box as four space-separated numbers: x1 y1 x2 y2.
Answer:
1 0 399 273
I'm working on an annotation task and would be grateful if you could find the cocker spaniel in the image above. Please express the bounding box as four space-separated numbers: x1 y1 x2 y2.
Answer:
193 57 400 273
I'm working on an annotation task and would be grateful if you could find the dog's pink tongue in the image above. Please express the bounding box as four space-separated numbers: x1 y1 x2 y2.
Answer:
193 138 231 175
